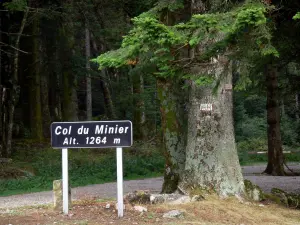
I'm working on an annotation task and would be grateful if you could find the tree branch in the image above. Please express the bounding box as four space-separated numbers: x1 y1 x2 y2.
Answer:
0 41 29 54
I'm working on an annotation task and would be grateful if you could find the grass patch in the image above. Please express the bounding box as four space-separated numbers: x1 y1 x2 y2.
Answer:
238 150 300 166
0 141 164 197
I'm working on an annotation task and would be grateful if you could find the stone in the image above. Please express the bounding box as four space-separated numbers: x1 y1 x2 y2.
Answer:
133 205 147 212
244 179 263 202
124 190 151 204
163 210 184 219
271 188 300 208
105 204 111 209
150 193 190 204
53 179 71 210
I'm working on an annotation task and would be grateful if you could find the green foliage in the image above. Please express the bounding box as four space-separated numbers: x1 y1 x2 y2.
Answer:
93 2 277 80
293 13 300 20
281 116 299 146
0 145 164 196
3 0 27 11
237 137 267 153
154 0 184 12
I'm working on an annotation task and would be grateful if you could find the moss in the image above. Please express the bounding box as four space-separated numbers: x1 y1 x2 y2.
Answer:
263 193 282 205
189 186 214 197
244 179 263 201
270 188 300 208
162 172 179 193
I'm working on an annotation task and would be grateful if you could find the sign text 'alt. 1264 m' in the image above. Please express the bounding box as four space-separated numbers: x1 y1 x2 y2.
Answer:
50 121 132 148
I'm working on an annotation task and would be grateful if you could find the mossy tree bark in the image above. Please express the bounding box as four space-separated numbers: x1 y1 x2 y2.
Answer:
157 78 187 193
264 64 285 175
179 59 244 197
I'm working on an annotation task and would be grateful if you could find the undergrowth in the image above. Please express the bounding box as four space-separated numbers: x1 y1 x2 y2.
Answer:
0 141 164 197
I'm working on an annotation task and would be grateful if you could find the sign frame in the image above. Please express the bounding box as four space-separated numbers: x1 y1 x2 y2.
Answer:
51 120 133 149
50 120 132 217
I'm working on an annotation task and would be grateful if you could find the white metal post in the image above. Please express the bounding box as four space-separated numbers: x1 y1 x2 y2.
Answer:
116 147 124 217
62 148 69 215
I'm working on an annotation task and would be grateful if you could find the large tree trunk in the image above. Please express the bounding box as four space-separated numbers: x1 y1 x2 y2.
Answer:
264 64 285 175
157 78 187 193
179 59 244 197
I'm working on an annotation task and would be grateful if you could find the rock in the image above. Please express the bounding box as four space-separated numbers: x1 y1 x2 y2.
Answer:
244 179 264 202
150 194 190 204
124 190 151 204
271 188 300 208
105 204 111 209
163 210 184 219
191 195 205 202
53 179 72 210
133 205 147 212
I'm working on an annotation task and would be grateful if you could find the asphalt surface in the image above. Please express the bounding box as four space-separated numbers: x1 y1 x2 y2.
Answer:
1 164 300 209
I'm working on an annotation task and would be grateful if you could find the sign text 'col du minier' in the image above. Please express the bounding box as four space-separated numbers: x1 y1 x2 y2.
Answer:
51 121 132 148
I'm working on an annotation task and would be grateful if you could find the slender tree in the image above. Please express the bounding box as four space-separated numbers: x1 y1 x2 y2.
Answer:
85 20 92 121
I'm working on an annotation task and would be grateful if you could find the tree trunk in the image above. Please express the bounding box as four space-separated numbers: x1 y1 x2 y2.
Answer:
0 87 4 157
6 8 29 154
100 70 116 119
49 45 62 121
85 22 92 121
296 94 299 121
132 73 146 140
157 78 187 193
62 72 78 121
59 26 78 121
0 16 3 157
264 64 285 175
179 59 245 197
29 9 43 141
40 72 51 138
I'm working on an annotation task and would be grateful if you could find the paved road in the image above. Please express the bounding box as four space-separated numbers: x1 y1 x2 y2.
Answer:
1 164 300 209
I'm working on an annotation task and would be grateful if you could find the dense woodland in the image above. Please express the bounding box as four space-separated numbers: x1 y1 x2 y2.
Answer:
1 0 300 196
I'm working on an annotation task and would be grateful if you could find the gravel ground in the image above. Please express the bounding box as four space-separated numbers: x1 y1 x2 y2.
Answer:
1 164 300 209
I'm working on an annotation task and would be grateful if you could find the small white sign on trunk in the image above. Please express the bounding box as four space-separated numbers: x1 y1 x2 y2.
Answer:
200 104 213 112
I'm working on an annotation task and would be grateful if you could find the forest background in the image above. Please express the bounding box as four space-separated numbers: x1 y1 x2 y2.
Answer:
1 0 300 196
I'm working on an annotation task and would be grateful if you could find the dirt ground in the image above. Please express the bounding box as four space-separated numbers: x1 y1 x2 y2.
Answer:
1 196 300 225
